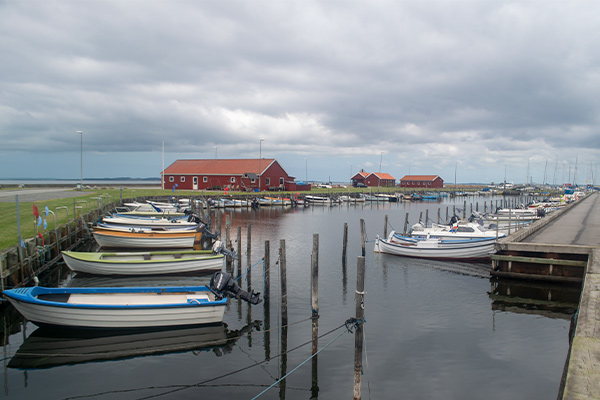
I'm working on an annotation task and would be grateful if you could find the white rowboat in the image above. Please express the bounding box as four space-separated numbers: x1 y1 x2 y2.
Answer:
61 250 225 276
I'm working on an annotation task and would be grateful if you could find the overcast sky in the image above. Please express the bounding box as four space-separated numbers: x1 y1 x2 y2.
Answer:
1 0 598 185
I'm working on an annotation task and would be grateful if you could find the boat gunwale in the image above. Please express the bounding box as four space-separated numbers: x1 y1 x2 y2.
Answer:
3 286 228 310
62 250 223 265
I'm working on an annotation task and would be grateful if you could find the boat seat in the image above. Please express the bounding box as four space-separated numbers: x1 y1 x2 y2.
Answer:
37 294 70 303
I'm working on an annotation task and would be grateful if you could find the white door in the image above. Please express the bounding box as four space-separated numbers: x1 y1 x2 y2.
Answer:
193 176 198 190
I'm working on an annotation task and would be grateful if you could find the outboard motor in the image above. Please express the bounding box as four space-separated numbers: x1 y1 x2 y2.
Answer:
212 240 237 259
209 271 262 305
537 207 546 217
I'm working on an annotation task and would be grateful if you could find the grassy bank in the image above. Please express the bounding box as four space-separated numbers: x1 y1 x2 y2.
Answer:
0 186 477 251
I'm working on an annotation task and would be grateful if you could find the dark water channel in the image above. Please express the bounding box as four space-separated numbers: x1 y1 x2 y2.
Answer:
1 197 577 399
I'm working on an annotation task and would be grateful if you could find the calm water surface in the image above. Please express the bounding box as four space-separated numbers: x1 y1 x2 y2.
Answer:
1 198 575 399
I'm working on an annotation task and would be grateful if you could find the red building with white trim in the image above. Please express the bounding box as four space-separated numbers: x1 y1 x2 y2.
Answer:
162 158 309 192
399 175 444 189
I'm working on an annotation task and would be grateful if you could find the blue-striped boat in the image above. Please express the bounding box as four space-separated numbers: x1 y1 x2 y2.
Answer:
2 286 228 329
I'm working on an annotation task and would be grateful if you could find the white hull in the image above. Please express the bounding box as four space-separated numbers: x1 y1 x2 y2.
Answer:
93 231 197 249
62 251 225 276
102 216 197 228
5 288 227 329
8 299 226 328
375 235 497 260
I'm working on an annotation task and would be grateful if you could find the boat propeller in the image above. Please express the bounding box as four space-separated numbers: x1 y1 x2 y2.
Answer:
209 271 262 305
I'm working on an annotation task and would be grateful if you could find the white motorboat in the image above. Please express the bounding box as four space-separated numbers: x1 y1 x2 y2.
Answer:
374 231 498 260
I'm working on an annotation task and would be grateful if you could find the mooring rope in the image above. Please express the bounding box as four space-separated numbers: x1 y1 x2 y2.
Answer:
235 257 264 283
122 319 361 400
251 322 356 399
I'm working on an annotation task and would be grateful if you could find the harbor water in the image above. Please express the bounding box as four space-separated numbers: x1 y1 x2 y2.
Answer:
1 197 575 399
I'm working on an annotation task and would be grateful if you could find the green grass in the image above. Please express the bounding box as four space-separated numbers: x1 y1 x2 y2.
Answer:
0 185 472 251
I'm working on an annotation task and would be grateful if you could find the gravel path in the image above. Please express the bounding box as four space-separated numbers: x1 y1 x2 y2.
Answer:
0 188 95 203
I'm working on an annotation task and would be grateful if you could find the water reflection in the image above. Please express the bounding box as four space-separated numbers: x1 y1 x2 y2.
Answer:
8 321 261 370
489 278 580 318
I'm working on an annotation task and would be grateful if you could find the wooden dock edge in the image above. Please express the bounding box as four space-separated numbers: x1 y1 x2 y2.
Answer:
497 193 590 246
560 247 600 400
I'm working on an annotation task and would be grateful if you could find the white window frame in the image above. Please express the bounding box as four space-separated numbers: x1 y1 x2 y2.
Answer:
231 177 236 183
169 176 174 182
203 176 208 182
180 176 185 182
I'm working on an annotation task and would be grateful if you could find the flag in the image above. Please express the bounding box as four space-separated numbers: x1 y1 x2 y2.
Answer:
33 203 39 218
37 216 42 226
45 205 50 216
38 233 44 246
43 218 47 229
19 237 25 248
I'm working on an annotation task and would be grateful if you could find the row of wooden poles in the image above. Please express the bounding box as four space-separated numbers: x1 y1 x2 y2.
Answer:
213 215 367 399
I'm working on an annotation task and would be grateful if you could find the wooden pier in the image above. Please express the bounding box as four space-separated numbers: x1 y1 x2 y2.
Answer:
490 192 600 399
492 192 600 283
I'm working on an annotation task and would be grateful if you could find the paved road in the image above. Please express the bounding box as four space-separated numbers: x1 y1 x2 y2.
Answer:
0 188 93 203
522 193 600 247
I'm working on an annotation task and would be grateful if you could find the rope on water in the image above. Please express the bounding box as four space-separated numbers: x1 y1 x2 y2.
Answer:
235 257 264 283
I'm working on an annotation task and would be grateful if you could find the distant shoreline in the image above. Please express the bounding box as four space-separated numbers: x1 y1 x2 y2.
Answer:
0 178 160 186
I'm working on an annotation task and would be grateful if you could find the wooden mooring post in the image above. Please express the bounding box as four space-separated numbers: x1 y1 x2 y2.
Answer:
264 240 271 360
342 222 348 269
354 255 366 400
311 233 319 398
247 223 252 291
359 219 366 257
280 239 288 326
235 226 241 276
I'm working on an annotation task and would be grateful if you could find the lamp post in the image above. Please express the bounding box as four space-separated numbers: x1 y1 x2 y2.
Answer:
77 130 83 190
305 158 308 182
259 138 264 190
378 152 383 190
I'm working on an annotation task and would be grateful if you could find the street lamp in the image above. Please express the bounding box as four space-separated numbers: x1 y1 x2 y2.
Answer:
305 158 308 182
259 138 264 190
77 130 83 190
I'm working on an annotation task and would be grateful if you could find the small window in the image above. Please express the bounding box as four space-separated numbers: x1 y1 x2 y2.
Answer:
231 177 236 183
180 176 185 182
266 177 270 186
203 176 208 183
251 178 255 183
169 176 174 182
279 177 284 185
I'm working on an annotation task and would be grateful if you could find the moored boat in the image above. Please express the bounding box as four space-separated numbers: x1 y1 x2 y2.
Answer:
3 272 261 329
374 231 498 260
61 249 225 276
2 285 228 329
92 226 199 249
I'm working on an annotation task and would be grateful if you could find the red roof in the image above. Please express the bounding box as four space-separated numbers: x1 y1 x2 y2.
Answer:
369 172 395 180
400 175 442 181
163 159 276 175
